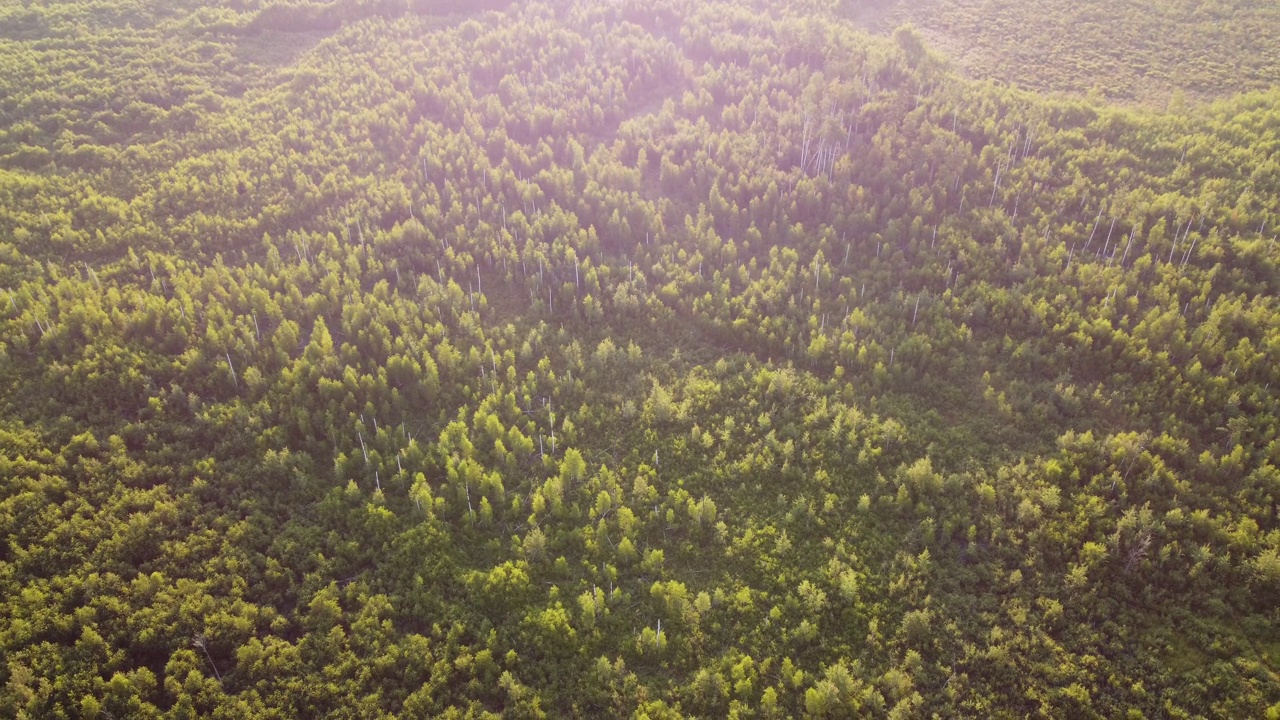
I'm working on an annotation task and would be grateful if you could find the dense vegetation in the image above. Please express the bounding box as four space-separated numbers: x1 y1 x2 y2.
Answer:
2 0 1279 717
849 0 1280 104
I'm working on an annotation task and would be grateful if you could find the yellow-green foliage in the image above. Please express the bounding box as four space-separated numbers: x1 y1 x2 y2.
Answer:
0 0 1278 718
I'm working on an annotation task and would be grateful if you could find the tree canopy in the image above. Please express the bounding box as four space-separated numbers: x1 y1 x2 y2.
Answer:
1 0 1279 717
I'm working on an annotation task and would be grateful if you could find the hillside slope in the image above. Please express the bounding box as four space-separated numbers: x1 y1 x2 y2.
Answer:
1 0 1279 717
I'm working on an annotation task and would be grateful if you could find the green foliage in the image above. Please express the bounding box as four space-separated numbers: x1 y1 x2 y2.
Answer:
0 0 1278 717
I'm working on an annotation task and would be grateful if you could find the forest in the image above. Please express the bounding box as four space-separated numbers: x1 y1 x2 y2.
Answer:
1 0 1278 717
